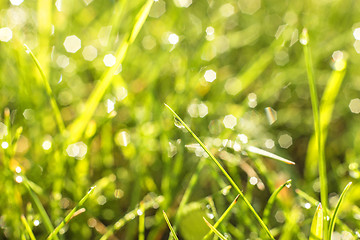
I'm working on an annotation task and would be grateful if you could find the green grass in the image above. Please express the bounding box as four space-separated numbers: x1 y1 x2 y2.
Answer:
0 0 358 239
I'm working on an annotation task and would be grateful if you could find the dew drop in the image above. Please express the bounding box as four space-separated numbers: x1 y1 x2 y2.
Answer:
137 209 143 216
174 118 184 129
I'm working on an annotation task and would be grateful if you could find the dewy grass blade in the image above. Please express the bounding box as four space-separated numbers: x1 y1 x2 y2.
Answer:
23 44 65 133
164 104 275 240
246 146 295 165
203 217 227 240
309 203 323 240
300 28 328 239
263 179 292 225
163 211 179 240
328 182 352 239
100 196 164 240
203 195 240 240
21 215 36 240
47 186 96 240
66 0 154 143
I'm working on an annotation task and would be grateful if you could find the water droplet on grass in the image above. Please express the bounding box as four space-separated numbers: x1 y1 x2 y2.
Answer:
137 209 143 216
33 220 40 226
15 176 23 183
174 117 184 128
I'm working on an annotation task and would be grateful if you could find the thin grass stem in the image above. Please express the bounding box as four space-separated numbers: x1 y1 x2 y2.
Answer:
100 196 164 240
20 215 36 240
165 104 275 240
23 177 58 240
328 182 352 239
138 201 145 240
203 217 227 240
163 211 179 240
23 44 65 133
203 195 240 240
174 158 206 228
47 186 96 240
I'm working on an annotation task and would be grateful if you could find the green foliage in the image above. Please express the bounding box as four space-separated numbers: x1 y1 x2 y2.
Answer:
0 0 359 239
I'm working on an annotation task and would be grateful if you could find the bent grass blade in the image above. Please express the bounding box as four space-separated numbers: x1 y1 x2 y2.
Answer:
164 104 275 240
263 179 292 225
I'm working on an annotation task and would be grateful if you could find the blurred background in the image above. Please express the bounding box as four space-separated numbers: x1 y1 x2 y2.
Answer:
0 0 360 239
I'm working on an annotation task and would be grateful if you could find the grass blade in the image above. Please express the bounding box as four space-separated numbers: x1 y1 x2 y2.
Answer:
174 158 206 228
23 44 65 133
246 146 295 165
309 203 323 240
163 211 179 240
20 215 36 240
328 182 352 239
66 0 154 143
301 28 328 239
164 104 275 240
263 179 292 225
47 186 96 240
138 201 145 240
224 38 282 95
203 217 227 240
100 196 164 240
305 59 347 179
23 177 58 240
203 195 240 240
295 188 354 235
37 0 52 81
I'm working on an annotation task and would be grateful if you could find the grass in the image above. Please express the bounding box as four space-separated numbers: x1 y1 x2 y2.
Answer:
0 0 358 239
301 28 329 239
